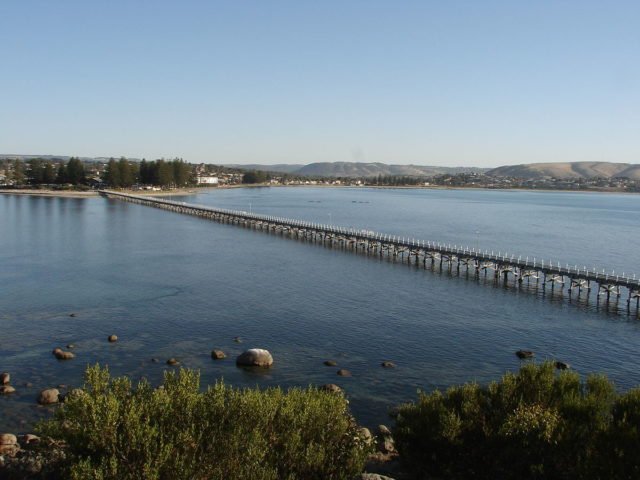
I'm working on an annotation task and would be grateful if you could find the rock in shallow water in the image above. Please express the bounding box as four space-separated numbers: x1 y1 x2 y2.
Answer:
211 350 226 360
516 350 534 359
54 351 74 360
236 349 273 367
0 373 10 385
324 360 337 366
0 386 16 395
337 369 350 376
108 335 118 342
37 389 60 405
320 384 343 394
167 358 180 366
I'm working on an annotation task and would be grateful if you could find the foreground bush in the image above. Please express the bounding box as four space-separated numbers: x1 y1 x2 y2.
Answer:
36 365 371 480
394 362 640 480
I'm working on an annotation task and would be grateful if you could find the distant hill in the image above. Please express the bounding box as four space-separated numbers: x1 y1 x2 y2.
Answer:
222 164 305 174
225 162 488 177
487 162 640 180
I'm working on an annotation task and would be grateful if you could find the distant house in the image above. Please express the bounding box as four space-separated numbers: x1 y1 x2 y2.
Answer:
197 176 219 185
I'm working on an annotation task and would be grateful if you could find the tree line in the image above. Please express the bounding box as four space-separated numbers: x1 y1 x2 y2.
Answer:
102 158 193 188
1 157 195 188
2 157 87 186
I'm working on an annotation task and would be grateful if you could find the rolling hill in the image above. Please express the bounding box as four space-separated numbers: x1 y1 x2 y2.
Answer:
225 162 487 177
487 162 640 180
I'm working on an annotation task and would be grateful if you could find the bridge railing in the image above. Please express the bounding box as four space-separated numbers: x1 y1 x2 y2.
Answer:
102 191 640 289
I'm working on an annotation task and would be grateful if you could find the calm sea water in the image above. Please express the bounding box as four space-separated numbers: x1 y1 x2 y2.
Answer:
1 187 639 433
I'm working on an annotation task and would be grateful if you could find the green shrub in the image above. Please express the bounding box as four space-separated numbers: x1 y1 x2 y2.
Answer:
36 365 372 480
393 362 631 480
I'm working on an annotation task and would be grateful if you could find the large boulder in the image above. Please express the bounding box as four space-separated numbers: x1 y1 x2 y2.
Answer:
236 349 273 367
377 425 396 454
0 372 9 384
37 389 60 405
0 386 16 395
54 350 74 360
0 433 18 456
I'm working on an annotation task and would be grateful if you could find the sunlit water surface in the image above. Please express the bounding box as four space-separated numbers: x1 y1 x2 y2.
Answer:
1 187 639 433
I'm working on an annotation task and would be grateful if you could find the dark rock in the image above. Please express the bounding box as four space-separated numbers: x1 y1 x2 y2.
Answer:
381 362 396 368
555 361 570 370
320 384 343 394
211 350 227 360
233 337 242 343
337 369 350 376
37 388 60 405
0 386 16 395
17 435 39 448
151 358 159 363
236 349 273 367
324 360 337 366
24 382 33 387
0 372 9 385
69 313 77 317
167 358 180 366
516 350 534 359
108 335 118 342
356 474 396 480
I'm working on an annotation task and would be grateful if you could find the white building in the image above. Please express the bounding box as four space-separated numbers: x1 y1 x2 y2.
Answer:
197 176 219 185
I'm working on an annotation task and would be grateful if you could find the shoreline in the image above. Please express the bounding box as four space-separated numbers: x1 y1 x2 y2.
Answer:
1 184 636 198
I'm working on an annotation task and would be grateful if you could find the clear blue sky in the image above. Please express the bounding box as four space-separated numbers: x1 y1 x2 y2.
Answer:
1 1 638 167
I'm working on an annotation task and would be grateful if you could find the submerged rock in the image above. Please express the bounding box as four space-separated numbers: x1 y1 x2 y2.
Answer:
37 389 60 405
516 350 534 359
236 349 273 367
211 350 227 360
381 362 396 368
323 360 337 366
337 369 350 376
66 344 75 349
